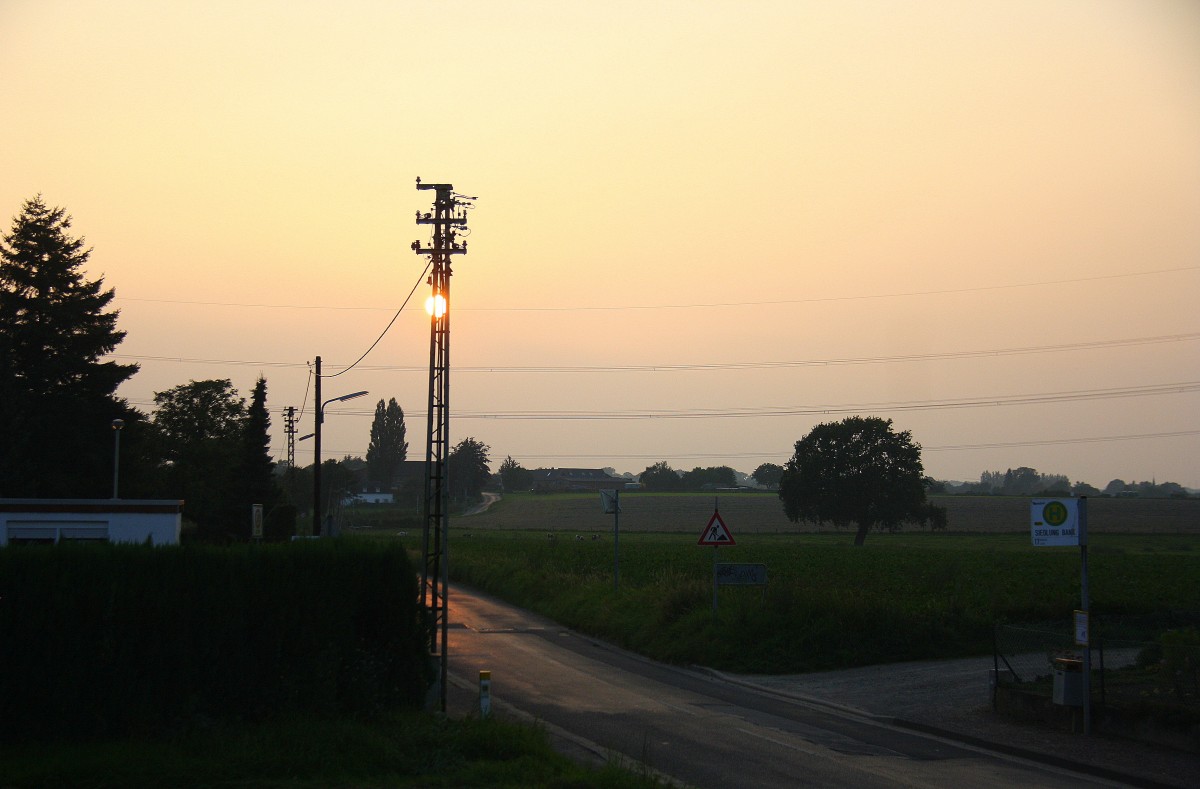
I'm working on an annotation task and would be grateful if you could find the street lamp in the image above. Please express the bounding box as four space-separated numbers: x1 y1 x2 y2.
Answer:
111 418 125 498
312 387 368 536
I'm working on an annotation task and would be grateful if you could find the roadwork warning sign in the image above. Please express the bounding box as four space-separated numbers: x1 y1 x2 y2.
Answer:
698 511 735 546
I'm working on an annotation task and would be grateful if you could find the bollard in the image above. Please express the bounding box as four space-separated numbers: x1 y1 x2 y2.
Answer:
479 670 492 719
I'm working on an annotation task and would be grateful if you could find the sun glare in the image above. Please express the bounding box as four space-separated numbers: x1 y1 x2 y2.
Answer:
425 294 447 318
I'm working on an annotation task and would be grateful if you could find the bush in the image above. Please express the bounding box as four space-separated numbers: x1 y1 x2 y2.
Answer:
264 503 297 541
0 540 429 743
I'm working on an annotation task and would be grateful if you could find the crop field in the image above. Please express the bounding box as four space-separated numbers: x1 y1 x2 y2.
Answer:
443 528 1199 673
418 493 1200 674
459 492 1200 537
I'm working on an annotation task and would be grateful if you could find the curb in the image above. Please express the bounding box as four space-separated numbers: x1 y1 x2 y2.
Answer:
700 668 1186 789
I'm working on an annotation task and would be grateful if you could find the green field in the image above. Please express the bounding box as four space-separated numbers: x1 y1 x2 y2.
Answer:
435 493 1199 675
458 491 1200 536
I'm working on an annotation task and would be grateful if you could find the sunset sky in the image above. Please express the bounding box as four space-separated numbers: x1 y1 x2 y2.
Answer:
3 0 1198 488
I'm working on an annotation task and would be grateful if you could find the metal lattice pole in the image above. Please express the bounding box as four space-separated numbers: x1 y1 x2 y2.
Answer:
413 178 473 711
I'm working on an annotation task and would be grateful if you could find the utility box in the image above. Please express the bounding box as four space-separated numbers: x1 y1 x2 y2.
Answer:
1052 657 1084 706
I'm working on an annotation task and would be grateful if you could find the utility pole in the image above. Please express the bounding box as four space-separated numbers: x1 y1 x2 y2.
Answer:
313 355 323 536
412 177 474 712
283 406 297 469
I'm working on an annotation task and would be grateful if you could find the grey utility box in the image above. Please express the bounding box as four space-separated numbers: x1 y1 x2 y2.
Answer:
1052 658 1084 706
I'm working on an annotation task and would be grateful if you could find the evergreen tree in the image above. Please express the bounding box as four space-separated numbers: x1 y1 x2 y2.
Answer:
366 398 408 489
0 196 139 497
231 376 277 538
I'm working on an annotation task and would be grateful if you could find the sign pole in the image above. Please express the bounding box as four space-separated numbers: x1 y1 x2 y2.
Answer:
1079 497 1091 735
1030 495 1091 734
698 497 736 618
712 545 719 618
613 489 620 592
712 497 719 618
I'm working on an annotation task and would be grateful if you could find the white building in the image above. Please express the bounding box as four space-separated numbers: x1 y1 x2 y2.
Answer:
0 499 183 546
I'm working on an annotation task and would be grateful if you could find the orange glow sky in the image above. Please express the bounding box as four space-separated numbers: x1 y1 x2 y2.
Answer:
3 0 1198 488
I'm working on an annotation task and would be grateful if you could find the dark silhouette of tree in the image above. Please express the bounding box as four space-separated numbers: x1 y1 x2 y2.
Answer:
447 437 491 503
229 376 278 538
638 461 682 491
498 455 533 492
752 463 784 488
778 416 941 546
0 196 139 497
152 379 245 540
366 398 407 489
680 465 737 489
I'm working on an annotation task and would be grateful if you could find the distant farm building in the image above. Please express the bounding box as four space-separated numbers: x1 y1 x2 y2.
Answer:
531 468 628 493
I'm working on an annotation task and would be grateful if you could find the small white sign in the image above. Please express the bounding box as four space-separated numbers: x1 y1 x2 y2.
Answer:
599 489 620 514
252 503 264 539
1074 610 1089 646
1030 498 1084 547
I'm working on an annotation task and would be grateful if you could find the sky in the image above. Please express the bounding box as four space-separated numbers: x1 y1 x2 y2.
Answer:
3 0 1198 489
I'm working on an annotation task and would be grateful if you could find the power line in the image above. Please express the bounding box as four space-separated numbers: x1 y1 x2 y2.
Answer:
166 379 1199 423
108 331 1200 374
277 429 1200 464
323 259 431 378
112 264 1198 313
445 381 1200 420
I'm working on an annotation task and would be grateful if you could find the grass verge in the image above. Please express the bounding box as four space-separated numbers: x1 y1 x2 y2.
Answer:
0 712 668 788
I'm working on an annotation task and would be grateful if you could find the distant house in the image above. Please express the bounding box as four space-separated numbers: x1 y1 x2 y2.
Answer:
344 489 394 505
531 468 627 493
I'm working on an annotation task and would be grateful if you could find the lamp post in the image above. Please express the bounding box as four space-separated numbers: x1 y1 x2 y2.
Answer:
111 418 125 498
310 380 368 537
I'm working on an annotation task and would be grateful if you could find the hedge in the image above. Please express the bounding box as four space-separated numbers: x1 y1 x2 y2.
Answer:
0 539 429 742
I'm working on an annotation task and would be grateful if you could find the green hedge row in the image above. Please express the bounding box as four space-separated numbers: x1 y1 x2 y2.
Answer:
0 540 429 743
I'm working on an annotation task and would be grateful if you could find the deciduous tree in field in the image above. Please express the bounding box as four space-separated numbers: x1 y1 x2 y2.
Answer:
779 416 943 545
448 437 491 503
751 463 784 488
639 461 683 491
680 465 737 490
498 455 533 492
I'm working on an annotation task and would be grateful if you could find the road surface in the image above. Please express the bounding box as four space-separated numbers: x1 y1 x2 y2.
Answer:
446 587 1137 789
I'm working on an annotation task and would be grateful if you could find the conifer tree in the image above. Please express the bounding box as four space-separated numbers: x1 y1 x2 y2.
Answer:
0 196 138 496
231 376 277 537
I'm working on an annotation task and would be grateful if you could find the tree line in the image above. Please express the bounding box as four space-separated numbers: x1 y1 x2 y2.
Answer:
4 196 1189 545
0 195 499 539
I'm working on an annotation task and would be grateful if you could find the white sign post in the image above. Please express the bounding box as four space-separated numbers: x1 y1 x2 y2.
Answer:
600 489 621 591
1030 497 1091 734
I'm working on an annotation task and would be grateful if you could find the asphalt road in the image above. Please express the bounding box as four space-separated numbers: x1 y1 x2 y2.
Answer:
445 586 1139 789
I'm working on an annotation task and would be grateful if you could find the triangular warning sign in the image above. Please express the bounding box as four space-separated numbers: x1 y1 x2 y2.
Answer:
698 511 736 546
